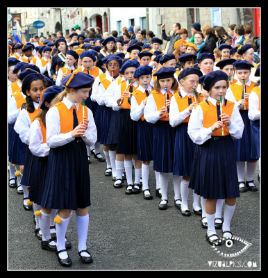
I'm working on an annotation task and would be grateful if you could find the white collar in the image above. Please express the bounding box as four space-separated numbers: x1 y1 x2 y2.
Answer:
33 101 39 109
208 96 224 106
180 87 194 97
66 64 75 70
138 85 151 92
17 80 22 87
62 96 79 110
236 79 251 86
160 88 174 95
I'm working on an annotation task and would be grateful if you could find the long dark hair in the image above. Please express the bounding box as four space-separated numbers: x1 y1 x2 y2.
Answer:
21 95 35 113
34 109 48 127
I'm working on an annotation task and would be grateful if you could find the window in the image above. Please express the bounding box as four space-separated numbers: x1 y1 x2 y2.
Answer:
129 18 135 27
117 20 122 36
140 17 147 30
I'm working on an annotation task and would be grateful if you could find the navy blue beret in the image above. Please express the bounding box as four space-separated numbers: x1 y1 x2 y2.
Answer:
55 38 67 48
8 57 20 67
115 52 126 60
178 53 197 63
70 32 78 38
119 59 140 74
43 40 50 45
61 71 94 88
22 44 34 52
69 42 80 47
153 67 176 79
127 43 142 53
199 75 206 86
123 40 130 45
216 58 236 69
13 62 28 74
159 54 176 65
42 46 52 53
178 67 203 81
202 70 228 91
84 38 91 43
143 44 152 49
21 72 44 95
79 50 96 61
82 43 93 50
47 42 55 47
153 50 163 56
21 63 40 73
115 39 123 44
128 39 138 45
218 43 232 51
233 59 254 70
40 85 63 109
134 65 153 78
13 43 23 50
237 44 254 55
18 68 39 81
105 54 123 67
138 51 153 59
38 46 46 54
192 22 201 31
151 37 163 45
66 50 79 60
230 47 238 56
103 36 116 46
153 54 164 63
92 46 102 52
197 52 215 63
78 34 85 39
255 64 260 77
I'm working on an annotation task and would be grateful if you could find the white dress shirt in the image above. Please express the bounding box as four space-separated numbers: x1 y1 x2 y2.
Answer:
29 119 50 157
8 93 26 124
169 88 193 128
248 89 260 121
187 96 244 145
14 101 39 145
46 97 97 148
130 85 152 122
55 64 75 86
144 88 174 124
36 57 52 77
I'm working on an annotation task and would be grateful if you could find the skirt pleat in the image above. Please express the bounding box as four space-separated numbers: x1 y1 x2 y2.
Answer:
100 106 112 145
137 120 154 162
20 146 34 186
41 139 91 210
173 123 196 176
116 109 138 155
94 105 104 142
105 110 121 146
189 135 240 199
250 119 260 159
152 121 175 173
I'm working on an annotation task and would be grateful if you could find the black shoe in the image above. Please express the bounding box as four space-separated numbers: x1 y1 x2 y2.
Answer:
143 189 153 200
50 226 56 240
132 184 141 194
193 208 202 216
125 184 133 195
239 182 247 193
87 156 91 164
206 234 222 246
78 250 93 264
16 184 23 194
214 218 223 229
113 179 123 188
180 207 191 216
155 189 162 198
9 178 17 188
246 181 258 192
158 199 168 210
174 199 182 210
23 198 33 211
94 152 105 162
104 168 112 176
56 249 72 267
34 228 42 240
201 217 208 229
41 239 57 251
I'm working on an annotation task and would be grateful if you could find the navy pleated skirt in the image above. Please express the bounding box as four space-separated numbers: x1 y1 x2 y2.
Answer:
41 139 91 210
105 110 121 146
234 110 255 162
189 135 240 199
21 146 34 187
94 105 104 142
250 119 260 159
116 109 138 155
101 106 113 145
28 156 48 205
137 120 154 162
173 123 196 176
8 123 26 165
152 121 175 173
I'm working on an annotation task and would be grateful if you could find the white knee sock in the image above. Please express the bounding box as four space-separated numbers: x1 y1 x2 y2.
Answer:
201 197 206 218
76 214 90 256
33 203 41 229
56 215 71 257
50 209 57 227
155 171 160 190
134 168 141 184
180 178 190 210
206 213 216 236
159 172 169 200
115 160 124 179
142 164 150 191
108 150 117 178
9 164 16 179
222 204 236 232
40 211 51 241
237 161 245 182
22 185 29 199
193 193 201 211
172 175 181 200
215 199 224 219
95 142 101 154
124 160 133 185
246 161 257 182
103 151 111 168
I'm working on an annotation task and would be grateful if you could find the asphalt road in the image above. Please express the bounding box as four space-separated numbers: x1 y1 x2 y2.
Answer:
7 157 261 271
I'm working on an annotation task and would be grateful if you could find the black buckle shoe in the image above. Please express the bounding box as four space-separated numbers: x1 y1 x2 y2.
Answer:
34 228 42 240
132 184 141 194
94 152 105 162
143 189 153 200
246 181 258 192
104 168 112 176
56 249 72 267
214 218 223 229
113 179 123 188
180 207 191 216
158 199 168 210
9 178 17 188
78 250 93 264
23 198 33 211
155 189 162 198
239 182 247 193
41 239 57 251
193 208 202 216
125 184 133 195
174 199 182 210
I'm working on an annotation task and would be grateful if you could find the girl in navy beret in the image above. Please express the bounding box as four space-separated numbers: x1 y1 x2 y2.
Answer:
11 43 23 60
40 71 97 266
126 43 142 60
150 37 163 54
36 47 52 78
144 67 180 209
106 59 141 193
188 70 244 246
100 36 117 57
197 53 215 75
170 68 204 217
138 51 153 66
226 60 258 193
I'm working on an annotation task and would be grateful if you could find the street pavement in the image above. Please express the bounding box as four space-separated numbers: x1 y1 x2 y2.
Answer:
8 157 261 271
